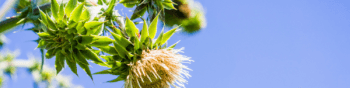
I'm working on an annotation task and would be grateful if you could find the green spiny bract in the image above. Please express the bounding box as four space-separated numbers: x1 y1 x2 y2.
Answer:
95 14 192 88
36 0 112 80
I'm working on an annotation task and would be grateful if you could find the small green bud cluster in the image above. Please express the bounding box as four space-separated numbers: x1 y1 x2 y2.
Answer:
36 0 113 80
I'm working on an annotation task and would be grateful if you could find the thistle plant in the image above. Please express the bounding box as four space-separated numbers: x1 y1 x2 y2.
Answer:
0 0 206 87
91 13 193 87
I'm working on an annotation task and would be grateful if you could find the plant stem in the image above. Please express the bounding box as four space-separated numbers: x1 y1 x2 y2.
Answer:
0 3 51 33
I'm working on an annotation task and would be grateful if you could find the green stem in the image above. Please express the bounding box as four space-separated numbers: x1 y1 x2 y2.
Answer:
0 3 51 33
40 49 45 73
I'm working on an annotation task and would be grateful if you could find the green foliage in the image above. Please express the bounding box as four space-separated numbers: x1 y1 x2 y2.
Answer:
0 0 206 87
37 0 110 79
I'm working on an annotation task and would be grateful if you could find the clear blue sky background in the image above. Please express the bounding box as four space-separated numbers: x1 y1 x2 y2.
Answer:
1 0 350 88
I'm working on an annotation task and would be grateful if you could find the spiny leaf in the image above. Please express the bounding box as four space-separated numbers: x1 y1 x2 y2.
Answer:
66 53 78 76
39 9 48 25
162 0 175 10
107 75 126 83
105 0 116 15
80 49 108 67
58 3 65 21
84 21 104 35
125 17 139 38
55 51 64 74
80 8 90 21
140 19 149 43
74 51 93 80
90 36 114 47
168 40 180 49
70 3 84 22
154 29 164 46
161 26 178 45
78 35 96 44
46 14 58 30
65 0 78 17
110 32 132 47
98 46 118 55
93 69 111 75
74 50 89 65
51 0 60 20
37 40 47 49
37 32 52 39
149 13 160 39
113 42 130 59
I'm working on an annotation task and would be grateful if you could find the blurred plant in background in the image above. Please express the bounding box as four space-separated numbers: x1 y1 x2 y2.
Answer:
0 0 206 87
0 51 83 88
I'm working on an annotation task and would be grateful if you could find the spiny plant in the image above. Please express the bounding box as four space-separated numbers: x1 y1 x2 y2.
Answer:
94 14 192 87
37 0 112 79
0 0 206 87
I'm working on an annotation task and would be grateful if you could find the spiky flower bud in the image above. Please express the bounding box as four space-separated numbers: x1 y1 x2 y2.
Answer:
95 13 193 88
36 0 113 79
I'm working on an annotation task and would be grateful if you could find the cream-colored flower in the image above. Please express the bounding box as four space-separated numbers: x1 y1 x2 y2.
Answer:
125 49 193 88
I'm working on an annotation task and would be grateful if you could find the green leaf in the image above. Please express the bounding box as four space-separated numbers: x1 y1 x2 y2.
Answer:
154 29 164 46
66 53 78 76
58 3 65 21
37 32 52 39
93 69 111 75
149 13 160 39
37 40 47 49
168 40 180 49
110 32 132 47
46 14 58 30
80 8 90 21
65 0 77 17
162 1 175 10
98 46 118 55
125 17 139 38
111 26 123 35
39 9 48 25
78 35 96 44
84 21 104 35
105 0 116 15
45 48 56 59
107 75 126 83
113 42 130 58
51 0 60 20
80 49 107 67
70 3 84 22
77 62 93 80
55 51 64 74
161 26 178 45
140 19 148 43
74 51 93 80
134 35 140 50
76 21 84 31
90 36 114 47
73 50 89 65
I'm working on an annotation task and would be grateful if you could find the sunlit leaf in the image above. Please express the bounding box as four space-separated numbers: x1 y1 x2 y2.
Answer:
65 0 78 17
125 17 139 38
70 3 84 22
160 26 178 45
149 13 160 39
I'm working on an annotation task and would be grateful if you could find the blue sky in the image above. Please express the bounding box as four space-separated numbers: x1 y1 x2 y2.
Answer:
1 0 350 88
